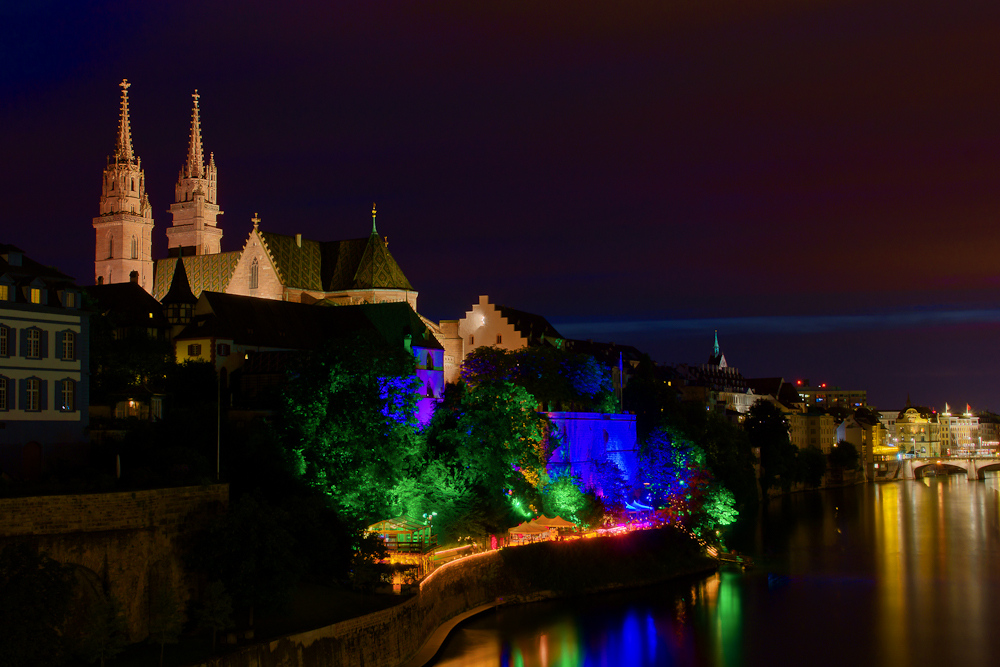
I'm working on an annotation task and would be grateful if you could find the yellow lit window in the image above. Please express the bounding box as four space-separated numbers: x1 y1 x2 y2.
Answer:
0 285 7 301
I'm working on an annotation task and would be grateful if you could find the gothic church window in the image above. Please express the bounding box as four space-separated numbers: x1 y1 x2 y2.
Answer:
108 236 114 259
131 236 138 259
250 258 259 289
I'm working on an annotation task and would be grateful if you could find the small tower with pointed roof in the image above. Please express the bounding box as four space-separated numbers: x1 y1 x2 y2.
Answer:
166 89 224 257
92 79 155 293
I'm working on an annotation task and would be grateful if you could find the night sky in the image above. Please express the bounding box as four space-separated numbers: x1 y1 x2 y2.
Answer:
4 1 1000 411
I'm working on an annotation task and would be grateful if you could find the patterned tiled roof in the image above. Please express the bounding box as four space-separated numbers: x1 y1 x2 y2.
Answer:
351 232 414 291
258 232 323 290
153 252 240 300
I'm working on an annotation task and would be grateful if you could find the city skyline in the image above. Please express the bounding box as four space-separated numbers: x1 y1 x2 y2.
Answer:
4 1 1000 409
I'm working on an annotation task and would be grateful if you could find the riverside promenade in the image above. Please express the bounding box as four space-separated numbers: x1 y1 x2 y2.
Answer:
187 526 715 667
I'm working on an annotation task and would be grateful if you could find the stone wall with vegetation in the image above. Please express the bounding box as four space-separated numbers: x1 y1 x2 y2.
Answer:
0 484 228 640
193 526 715 667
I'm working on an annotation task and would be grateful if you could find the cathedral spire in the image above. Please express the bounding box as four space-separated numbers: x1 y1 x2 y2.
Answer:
115 79 134 163
186 90 204 179
713 330 720 357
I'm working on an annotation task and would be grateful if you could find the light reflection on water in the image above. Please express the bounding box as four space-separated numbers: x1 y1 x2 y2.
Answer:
429 474 1000 667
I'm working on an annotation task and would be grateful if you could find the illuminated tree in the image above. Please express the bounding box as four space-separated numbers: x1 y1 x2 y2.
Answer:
277 332 422 521
462 346 614 412
421 381 550 538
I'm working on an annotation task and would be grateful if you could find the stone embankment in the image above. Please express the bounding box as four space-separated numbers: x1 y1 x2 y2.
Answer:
0 484 229 640
190 526 715 667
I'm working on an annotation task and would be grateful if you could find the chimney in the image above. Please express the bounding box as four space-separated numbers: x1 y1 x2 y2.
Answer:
130 270 139 284
295 233 302 247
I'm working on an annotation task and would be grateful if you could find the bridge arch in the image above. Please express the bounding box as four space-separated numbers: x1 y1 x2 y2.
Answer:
975 462 1000 480
911 462 967 479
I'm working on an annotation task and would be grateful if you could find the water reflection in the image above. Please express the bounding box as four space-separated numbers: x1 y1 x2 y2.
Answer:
430 476 1000 667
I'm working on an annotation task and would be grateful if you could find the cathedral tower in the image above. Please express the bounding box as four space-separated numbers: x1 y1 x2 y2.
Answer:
166 90 223 256
92 79 155 292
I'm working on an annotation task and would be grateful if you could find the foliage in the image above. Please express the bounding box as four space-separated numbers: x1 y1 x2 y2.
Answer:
589 457 630 517
797 446 828 487
461 346 614 412
276 332 423 522
350 532 390 593
639 428 739 534
829 440 860 470
699 486 739 532
76 591 128 667
188 493 304 624
746 400 797 492
0 543 75 667
194 580 233 653
147 584 184 667
419 380 551 540
541 470 590 524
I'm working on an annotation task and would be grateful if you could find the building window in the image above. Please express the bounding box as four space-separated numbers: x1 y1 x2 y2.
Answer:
30 288 41 304
109 235 114 259
0 326 8 357
188 344 202 357
217 343 231 356
0 285 7 301
26 329 41 358
61 331 75 361
26 378 40 411
496 334 502 344
64 291 76 308
250 258 259 289
469 335 474 346
131 235 138 259
60 379 75 411
0 377 7 411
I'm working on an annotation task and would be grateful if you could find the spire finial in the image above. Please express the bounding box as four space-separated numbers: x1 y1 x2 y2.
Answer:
713 330 720 357
371 202 378 235
251 212 260 230
186 89 204 179
115 79 134 162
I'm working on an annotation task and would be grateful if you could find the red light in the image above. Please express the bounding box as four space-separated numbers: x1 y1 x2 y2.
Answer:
796 380 802 386
821 383 827 388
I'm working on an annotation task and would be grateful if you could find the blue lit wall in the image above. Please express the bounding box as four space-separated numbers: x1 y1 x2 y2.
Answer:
545 411 639 494
413 345 444 427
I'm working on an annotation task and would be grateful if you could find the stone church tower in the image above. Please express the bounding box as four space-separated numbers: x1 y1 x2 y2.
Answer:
92 79 155 292
166 90 223 257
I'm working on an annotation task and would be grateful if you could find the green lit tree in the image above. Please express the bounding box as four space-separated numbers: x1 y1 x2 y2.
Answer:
0 543 75 666
277 332 422 522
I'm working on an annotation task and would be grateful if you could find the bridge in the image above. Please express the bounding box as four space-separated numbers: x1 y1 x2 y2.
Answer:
893 457 1000 480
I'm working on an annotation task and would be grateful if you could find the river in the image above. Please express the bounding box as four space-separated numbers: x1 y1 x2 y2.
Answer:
427 474 1000 666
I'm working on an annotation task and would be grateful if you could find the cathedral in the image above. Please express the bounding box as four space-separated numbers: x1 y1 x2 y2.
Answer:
92 80 417 309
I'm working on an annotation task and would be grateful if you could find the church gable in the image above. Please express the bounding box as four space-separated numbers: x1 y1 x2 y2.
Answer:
226 229 284 300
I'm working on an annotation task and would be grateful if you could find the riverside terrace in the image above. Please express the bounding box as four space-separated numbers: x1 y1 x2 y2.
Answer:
367 512 727 596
